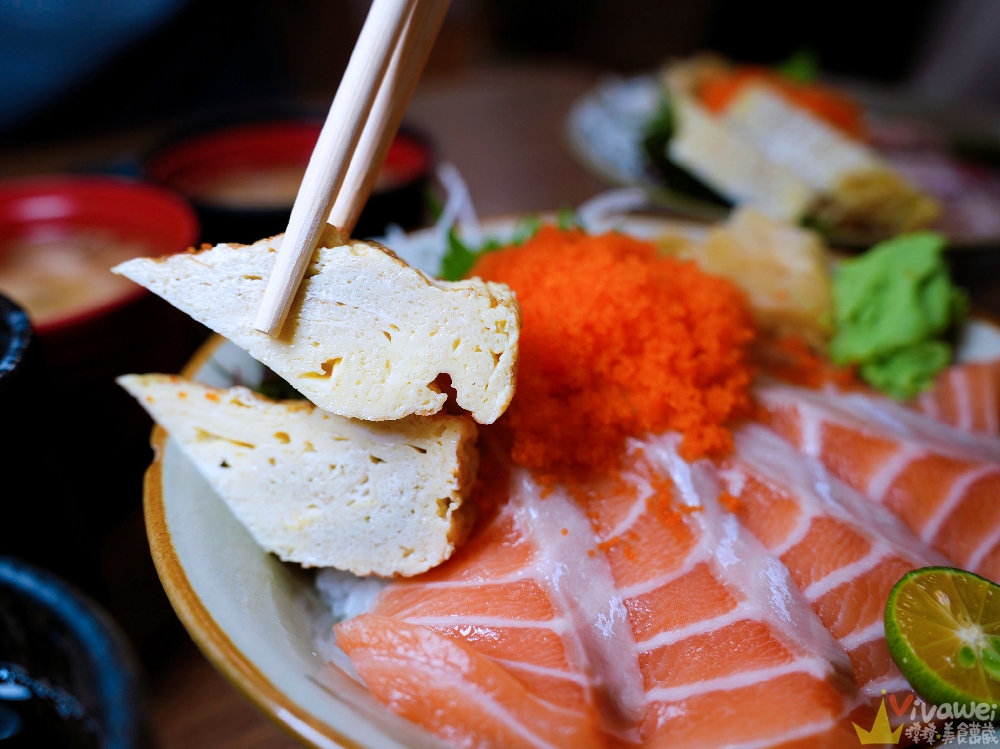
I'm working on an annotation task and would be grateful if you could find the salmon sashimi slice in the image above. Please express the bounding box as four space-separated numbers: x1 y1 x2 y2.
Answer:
337 469 646 747
581 434 863 748
758 382 1000 581
916 360 1000 436
337 614 604 749
722 425 947 696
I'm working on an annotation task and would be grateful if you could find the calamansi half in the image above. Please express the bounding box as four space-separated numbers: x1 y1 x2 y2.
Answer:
885 567 1000 706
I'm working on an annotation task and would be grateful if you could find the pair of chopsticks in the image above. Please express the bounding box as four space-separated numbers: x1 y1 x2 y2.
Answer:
254 0 450 337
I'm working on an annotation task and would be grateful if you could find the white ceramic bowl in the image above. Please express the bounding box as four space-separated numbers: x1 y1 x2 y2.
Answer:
144 215 1000 748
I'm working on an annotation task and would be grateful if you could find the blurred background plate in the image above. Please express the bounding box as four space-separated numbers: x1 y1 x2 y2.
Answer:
565 74 1000 252
565 75 730 223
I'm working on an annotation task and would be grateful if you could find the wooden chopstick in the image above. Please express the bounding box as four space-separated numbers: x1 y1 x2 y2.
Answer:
329 0 450 237
254 0 416 337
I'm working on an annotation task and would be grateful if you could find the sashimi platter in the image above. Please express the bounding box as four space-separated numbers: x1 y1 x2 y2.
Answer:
121 190 1000 748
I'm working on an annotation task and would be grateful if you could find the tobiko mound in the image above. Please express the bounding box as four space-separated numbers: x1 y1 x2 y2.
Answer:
470 226 756 477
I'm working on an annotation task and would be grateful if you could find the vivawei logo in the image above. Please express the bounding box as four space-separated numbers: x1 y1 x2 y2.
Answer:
854 698 902 744
853 691 999 745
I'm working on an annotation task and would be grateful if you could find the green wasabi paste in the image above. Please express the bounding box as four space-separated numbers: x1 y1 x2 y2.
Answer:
830 231 966 400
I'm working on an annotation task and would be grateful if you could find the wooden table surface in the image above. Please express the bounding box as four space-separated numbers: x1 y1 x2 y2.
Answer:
150 639 298 749
132 65 603 749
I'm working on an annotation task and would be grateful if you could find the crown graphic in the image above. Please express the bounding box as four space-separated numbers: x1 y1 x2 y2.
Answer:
853 699 903 745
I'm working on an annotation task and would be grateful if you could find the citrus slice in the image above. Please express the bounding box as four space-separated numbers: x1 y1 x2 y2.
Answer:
885 566 1000 706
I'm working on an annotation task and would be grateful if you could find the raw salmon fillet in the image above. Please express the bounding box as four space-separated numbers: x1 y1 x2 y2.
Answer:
337 436 865 748
337 467 646 747
758 382 1000 581
581 435 863 748
722 425 946 696
916 361 1000 436
336 614 604 749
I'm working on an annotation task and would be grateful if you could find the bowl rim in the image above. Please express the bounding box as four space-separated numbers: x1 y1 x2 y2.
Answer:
0 556 145 749
0 174 200 335
144 334 362 749
0 293 32 389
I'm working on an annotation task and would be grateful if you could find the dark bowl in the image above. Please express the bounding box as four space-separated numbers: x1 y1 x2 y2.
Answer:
144 118 433 244
0 557 147 748
0 293 40 506
0 175 199 336
0 295 44 568
0 292 32 398
0 177 206 602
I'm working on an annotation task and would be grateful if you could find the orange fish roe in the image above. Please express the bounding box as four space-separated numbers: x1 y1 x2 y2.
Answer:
471 226 755 478
646 491 687 541
718 491 741 514
597 536 637 562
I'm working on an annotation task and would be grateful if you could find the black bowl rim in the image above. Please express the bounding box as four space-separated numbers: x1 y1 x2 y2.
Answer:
0 557 145 749
0 294 32 387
